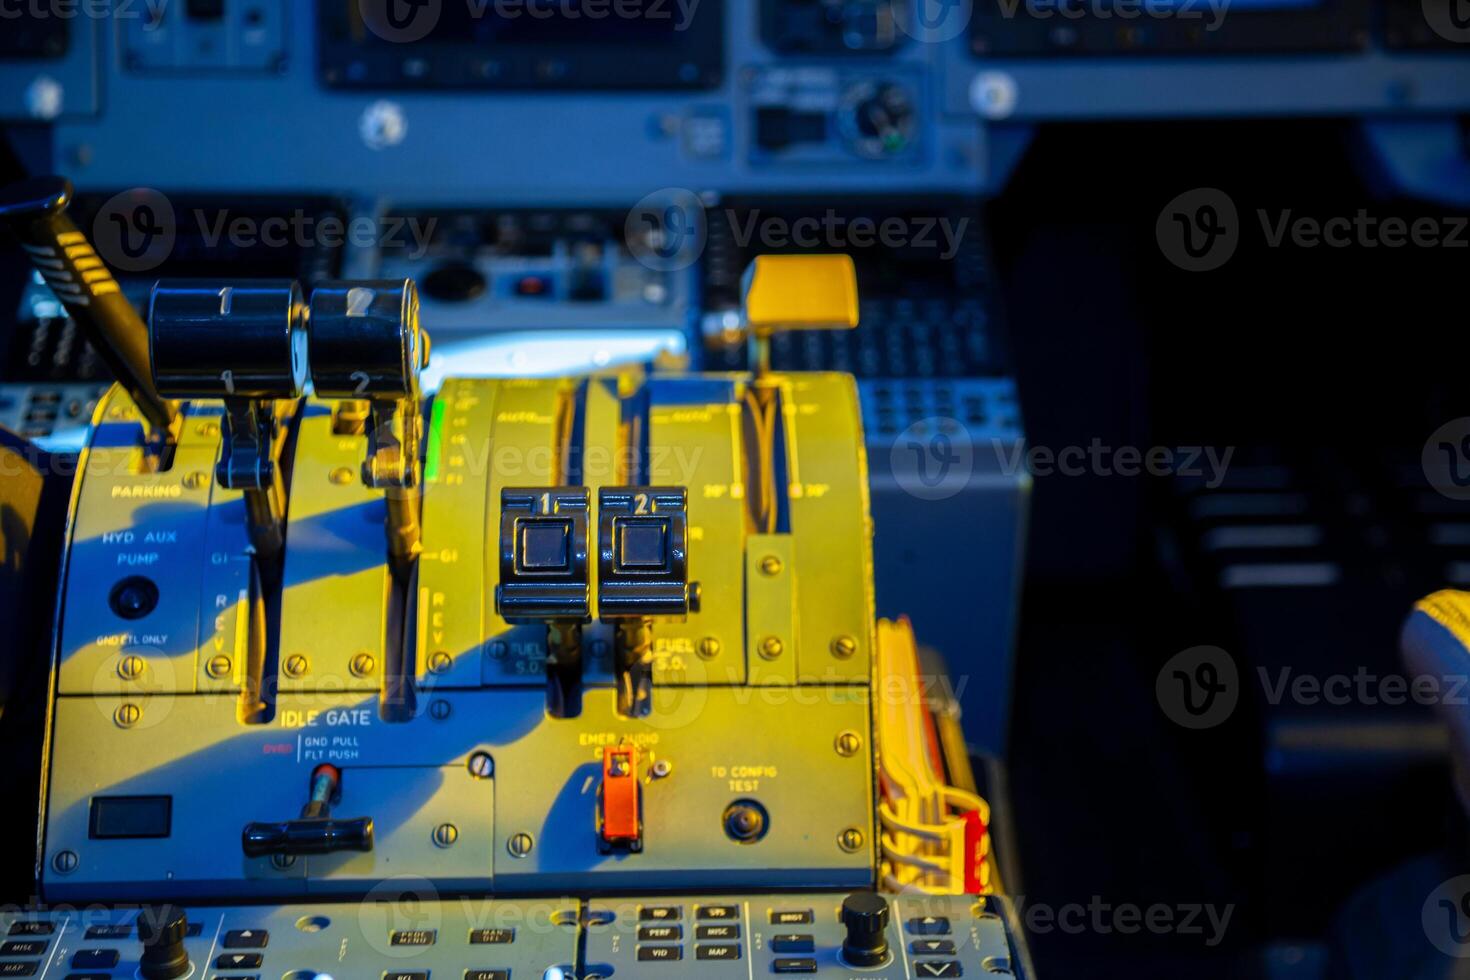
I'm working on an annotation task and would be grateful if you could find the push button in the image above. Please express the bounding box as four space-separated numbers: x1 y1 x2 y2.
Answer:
772 958 818 974
907 915 951 935
6 923 50 936
519 520 572 571
912 939 957 955
223 929 268 948
636 945 683 961
640 906 682 921
697 905 739 920
214 952 263 969
70 950 120 969
0 964 36 977
84 925 130 939
771 934 815 953
696 944 741 960
384 973 428 980
469 928 515 944
914 963 963 978
390 930 437 946
770 910 814 925
0 942 44 956
465 971 509 980
697 924 740 940
639 925 682 942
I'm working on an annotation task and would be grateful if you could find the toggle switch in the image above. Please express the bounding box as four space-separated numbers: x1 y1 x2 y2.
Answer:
597 487 697 718
598 743 643 853
496 487 591 718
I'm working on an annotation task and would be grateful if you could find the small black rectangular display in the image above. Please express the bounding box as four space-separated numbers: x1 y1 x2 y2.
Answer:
89 795 172 839
319 0 724 90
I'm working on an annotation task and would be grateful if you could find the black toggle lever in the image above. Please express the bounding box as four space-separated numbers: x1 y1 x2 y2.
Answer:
150 280 308 719
598 487 698 718
242 763 374 858
0 176 180 447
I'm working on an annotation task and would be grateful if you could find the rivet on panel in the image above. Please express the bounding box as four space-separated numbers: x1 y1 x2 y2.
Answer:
350 652 376 678
114 703 141 728
758 637 784 660
835 731 863 757
831 635 857 659
507 833 535 858
283 654 309 678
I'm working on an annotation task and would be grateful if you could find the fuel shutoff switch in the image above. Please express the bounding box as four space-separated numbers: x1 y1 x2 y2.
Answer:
598 743 642 853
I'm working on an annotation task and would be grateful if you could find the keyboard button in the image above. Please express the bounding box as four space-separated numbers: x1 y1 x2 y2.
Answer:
465 972 509 980
770 934 815 953
697 905 739 920
224 929 268 948
907 916 951 935
469 929 515 944
84 925 131 940
640 906 682 921
769 910 814 925
5 924 50 936
215 952 263 969
390 930 437 946
70 951 120 969
383 973 427 980
637 945 683 961
0 964 38 977
0 942 44 956
914 963 963 978
638 925 682 942
772 958 818 974
696 944 741 960
911 939 958 955
697 924 740 940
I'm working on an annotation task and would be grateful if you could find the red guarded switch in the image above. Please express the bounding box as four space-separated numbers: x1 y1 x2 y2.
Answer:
598 743 643 853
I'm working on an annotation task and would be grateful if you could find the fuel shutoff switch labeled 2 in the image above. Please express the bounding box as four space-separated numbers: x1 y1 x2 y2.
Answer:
598 743 643 853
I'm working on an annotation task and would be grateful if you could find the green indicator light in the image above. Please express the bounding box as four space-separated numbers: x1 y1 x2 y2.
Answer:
425 397 445 483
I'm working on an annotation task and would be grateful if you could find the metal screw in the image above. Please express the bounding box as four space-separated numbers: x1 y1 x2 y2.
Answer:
329 466 354 485
271 853 297 870
182 471 208 491
651 759 673 779
697 637 721 659
429 699 452 721
432 823 459 848
507 833 534 858
283 654 309 678
117 655 144 680
760 555 783 576
489 641 508 661
838 828 865 853
468 752 495 779
831 635 857 659
428 651 452 674
114 703 141 728
194 421 219 437
350 652 376 678
52 851 78 874
835 731 863 757
759 636 784 660
205 655 232 680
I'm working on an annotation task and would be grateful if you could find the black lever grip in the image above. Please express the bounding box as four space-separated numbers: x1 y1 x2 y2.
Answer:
241 816 374 858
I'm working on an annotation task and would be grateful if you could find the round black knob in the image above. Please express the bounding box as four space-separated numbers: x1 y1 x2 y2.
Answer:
137 904 190 980
840 891 891 968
